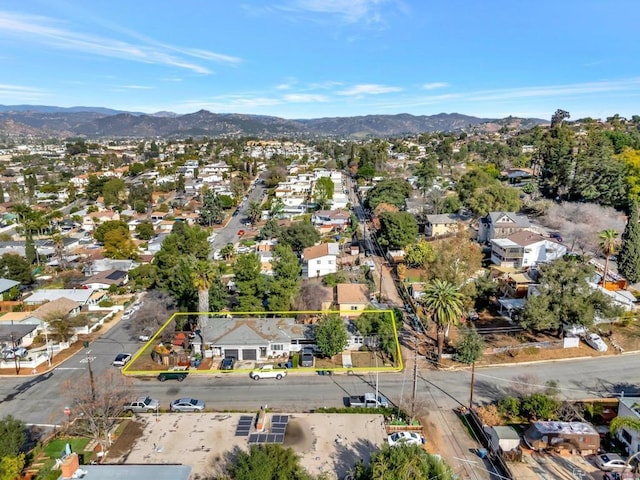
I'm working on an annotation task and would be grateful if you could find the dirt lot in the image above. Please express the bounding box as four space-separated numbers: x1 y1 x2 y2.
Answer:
105 412 387 479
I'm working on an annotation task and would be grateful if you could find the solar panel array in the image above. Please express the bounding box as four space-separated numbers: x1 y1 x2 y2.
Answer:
235 415 254 437
247 415 289 444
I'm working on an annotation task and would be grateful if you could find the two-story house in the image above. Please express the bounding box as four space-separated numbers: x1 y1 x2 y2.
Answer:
425 214 461 238
302 243 340 279
478 211 532 243
490 231 566 268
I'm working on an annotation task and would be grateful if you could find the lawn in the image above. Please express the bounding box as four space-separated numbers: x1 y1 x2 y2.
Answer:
43 437 90 460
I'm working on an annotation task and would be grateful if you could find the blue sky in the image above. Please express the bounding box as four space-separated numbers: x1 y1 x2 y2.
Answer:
1 0 639 120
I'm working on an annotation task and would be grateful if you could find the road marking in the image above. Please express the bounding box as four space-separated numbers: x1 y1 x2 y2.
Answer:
55 367 85 370
79 357 96 363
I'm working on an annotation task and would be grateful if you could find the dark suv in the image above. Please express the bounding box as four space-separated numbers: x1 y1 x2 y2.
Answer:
157 367 189 382
300 348 314 367
220 357 235 370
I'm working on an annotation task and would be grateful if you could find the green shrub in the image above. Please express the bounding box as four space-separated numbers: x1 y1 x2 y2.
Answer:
520 393 559 421
497 396 520 418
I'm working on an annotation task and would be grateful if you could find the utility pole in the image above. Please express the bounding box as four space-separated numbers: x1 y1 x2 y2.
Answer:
84 342 95 401
411 335 418 422
10 332 19 375
469 361 476 410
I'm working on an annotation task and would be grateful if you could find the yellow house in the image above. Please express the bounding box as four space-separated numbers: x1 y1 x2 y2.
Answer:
336 283 370 317
425 214 461 237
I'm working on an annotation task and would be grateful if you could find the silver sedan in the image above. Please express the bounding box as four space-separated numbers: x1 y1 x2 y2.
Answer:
169 398 206 412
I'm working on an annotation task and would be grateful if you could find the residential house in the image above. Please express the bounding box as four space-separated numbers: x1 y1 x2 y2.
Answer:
312 210 351 230
0 278 19 300
336 283 370 316
345 320 379 351
0 323 38 349
258 251 274 275
82 209 120 231
201 317 314 361
24 288 106 307
613 396 640 454
501 167 535 184
425 214 460 237
478 211 532 243
490 231 566 268
302 243 339 279
57 454 191 480
82 270 129 289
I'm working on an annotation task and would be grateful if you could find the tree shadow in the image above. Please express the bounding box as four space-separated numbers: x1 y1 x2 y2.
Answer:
331 438 377 480
472 379 509 402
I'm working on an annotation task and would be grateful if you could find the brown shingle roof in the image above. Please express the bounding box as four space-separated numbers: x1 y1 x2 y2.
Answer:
31 297 80 319
303 243 330 260
506 230 547 246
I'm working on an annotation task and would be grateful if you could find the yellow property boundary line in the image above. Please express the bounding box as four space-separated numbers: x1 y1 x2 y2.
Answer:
122 309 403 375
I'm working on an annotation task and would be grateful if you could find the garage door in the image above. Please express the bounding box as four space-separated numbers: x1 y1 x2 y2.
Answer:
242 349 257 361
224 349 238 359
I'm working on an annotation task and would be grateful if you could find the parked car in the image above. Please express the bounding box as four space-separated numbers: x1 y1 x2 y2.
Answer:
13 347 28 358
157 366 189 382
2 347 28 359
300 348 314 367
220 357 235 370
249 364 287 380
585 333 608 352
594 453 631 472
170 397 205 412
138 334 151 342
112 353 132 367
123 396 160 414
387 431 425 447
237 229 245 236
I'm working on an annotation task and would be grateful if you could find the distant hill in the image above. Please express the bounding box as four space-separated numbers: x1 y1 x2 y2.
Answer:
0 105 547 139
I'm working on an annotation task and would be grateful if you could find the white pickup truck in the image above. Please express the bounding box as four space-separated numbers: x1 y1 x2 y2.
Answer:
249 364 287 380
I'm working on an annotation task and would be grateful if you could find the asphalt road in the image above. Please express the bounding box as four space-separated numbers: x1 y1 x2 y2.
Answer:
209 177 266 253
2 310 639 428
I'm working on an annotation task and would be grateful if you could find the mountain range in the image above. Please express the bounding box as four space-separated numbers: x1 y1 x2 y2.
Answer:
0 105 548 139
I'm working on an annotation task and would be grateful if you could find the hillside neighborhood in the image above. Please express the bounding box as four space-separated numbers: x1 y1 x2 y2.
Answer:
3 110 640 479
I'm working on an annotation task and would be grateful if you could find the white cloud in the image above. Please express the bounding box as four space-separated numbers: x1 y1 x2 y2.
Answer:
0 11 241 74
121 85 153 90
338 84 402 96
0 83 46 101
280 0 398 25
283 93 328 102
421 82 449 90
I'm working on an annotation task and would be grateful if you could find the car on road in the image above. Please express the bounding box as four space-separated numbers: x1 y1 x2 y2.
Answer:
138 334 151 342
220 357 235 370
124 396 160 414
387 431 425 447
237 229 245 236
585 333 608 352
594 453 631 472
157 366 189 382
170 397 205 412
112 353 132 367
249 364 287 380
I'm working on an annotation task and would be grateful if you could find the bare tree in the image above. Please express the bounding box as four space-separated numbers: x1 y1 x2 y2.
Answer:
131 290 177 332
540 202 626 255
63 369 133 455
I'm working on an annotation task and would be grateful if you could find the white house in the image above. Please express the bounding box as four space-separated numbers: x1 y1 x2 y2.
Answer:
613 396 640 454
478 211 532 243
302 243 339 279
490 231 566 268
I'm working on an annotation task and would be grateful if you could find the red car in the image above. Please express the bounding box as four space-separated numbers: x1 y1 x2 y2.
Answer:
237 229 245 236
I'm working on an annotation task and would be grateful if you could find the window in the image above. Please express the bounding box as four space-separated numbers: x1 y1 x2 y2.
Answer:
271 344 284 351
328 260 334 265
351 305 358 310
622 429 633 444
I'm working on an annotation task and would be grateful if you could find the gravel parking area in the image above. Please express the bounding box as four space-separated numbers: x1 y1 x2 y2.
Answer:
106 412 387 479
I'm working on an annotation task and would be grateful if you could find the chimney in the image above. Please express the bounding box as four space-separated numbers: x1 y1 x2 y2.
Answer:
61 453 80 479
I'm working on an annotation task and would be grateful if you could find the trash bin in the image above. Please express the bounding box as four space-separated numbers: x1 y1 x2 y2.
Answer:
286 360 292 369
477 448 487 459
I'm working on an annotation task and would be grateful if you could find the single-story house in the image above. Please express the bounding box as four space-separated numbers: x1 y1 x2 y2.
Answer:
201 317 314 361
58 453 191 480
29 297 81 322
0 278 19 300
336 283 370 316
24 288 106 306
0 323 38 349
312 209 351 230
81 270 129 289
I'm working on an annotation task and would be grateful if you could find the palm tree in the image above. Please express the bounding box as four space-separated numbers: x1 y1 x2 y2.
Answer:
246 201 263 225
420 279 464 364
599 229 619 287
191 259 218 352
220 243 235 261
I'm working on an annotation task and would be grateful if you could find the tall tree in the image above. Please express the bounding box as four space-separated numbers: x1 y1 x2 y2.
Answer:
233 253 266 311
245 201 263 225
280 222 320 252
377 212 418 250
191 259 217 320
225 444 313 480
199 190 225 226
268 244 301 311
599 229 619 285
420 279 464 363
313 176 335 210
314 315 349 357
0 415 25 458
414 153 438 196
619 202 640 283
